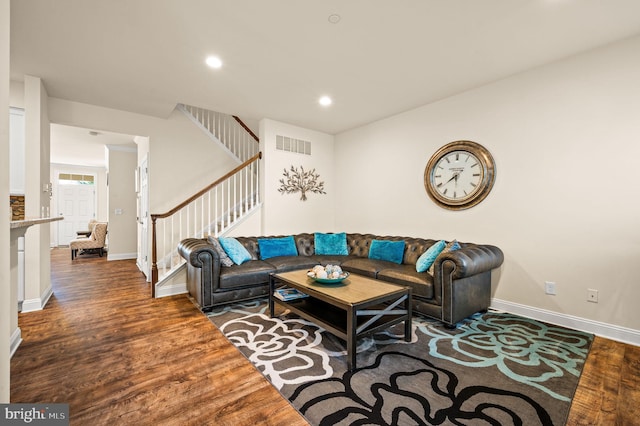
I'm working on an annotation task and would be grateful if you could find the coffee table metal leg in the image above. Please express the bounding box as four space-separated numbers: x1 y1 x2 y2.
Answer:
404 289 412 342
347 307 356 370
269 274 275 318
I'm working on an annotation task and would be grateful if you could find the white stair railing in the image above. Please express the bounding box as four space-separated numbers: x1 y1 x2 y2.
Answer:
178 104 260 163
151 152 261 295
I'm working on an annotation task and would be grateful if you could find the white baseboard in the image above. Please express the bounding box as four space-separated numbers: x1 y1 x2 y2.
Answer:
155 282 187 298
10 327 22 358
107 252 137 261
21 285 53 313
491 298 640 346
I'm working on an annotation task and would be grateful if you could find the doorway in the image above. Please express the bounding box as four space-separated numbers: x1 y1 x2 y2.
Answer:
137 156 149 279
57 173 96 246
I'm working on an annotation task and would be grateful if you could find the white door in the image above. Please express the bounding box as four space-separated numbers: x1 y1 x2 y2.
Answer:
58 184 96 246
137 157 150 279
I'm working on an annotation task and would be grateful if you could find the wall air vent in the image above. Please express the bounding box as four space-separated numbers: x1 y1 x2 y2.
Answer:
276 135 311 155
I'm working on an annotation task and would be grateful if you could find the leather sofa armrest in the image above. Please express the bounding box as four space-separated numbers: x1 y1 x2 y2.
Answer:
434 244 504 279
430 244 503 307
431 245 503 325
178 238 223 309
178 238 220 269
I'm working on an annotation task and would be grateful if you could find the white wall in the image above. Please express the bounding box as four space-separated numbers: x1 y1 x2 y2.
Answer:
23 76 52 311
1 0 11 403
260 119 335 235
335 35 640 336
106 146 137 260
9 107 25 194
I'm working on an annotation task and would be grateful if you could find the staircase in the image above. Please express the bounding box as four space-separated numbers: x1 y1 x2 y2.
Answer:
177 103 260 162
150 106 261 295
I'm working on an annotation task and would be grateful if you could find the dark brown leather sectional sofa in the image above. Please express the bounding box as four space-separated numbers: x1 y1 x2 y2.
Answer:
178 233 503 327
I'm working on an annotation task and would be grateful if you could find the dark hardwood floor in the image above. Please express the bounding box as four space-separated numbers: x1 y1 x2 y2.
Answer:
10 249 307 425
10 248 639 425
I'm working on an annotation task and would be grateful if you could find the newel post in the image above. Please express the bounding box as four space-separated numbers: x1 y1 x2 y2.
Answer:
151 215 158 297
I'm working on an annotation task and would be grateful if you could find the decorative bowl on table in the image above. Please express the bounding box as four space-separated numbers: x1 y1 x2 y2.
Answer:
307 265 349 284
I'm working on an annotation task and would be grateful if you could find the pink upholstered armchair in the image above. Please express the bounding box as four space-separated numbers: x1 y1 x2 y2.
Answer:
70 222 108 260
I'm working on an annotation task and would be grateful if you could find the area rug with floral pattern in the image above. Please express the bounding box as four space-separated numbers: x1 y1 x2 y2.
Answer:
207 299 592 426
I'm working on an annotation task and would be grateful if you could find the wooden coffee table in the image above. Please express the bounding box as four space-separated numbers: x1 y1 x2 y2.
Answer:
269 270 412 370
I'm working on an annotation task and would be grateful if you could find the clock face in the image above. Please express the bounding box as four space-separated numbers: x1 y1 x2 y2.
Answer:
424 141 496 210
431 150 483 202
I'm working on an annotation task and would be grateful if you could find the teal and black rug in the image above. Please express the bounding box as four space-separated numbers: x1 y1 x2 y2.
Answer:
207 299 592 425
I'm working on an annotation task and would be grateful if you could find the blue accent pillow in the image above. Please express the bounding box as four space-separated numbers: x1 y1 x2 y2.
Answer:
368 239 405 264
218 237 253 265
416 240 447 273
257 236 298 260
428 239 461 274
314 232 348 256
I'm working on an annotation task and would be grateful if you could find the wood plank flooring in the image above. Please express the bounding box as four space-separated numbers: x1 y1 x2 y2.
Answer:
10 248 639 425
10 249 307 425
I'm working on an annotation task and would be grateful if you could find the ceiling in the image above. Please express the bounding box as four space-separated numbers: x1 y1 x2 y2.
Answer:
10 0 640 138
49 124 136 168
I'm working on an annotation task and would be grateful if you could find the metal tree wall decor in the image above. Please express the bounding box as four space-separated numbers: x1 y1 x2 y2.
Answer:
278 165 326 201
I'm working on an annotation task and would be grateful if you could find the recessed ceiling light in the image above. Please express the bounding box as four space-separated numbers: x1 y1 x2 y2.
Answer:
328 14 341 24
319 96 332 106
205 56 222 69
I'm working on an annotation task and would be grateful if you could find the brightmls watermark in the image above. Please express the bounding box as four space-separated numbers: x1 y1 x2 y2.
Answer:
1 404 68 425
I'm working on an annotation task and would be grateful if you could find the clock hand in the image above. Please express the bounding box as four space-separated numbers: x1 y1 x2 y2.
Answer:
445 172 460 184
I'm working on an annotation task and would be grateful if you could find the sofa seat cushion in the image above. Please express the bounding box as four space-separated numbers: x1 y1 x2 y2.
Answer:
341 258 397 278
219 260 276 290
266 256 320 273
377 265 434 299
310 255 358 266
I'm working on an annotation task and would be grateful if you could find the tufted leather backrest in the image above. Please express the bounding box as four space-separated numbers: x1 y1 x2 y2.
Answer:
346 234 440 265
229 233 455 266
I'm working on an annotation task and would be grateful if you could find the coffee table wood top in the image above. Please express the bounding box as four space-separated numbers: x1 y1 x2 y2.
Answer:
274 269 407 305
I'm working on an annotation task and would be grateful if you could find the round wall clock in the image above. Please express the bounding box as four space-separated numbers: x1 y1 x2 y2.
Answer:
424 140 496 210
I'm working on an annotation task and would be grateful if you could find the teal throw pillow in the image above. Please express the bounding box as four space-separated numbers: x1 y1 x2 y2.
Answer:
416 240 446 273
428 239 461 274
218 237 253 265
257 236 298 260
314 232 348 256
368 239 405 264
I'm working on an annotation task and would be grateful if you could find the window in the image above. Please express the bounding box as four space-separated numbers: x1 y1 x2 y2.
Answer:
58 173 95 185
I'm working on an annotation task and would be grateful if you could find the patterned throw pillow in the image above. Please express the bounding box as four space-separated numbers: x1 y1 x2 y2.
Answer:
218 237 253 265
207 236 234 267
416 240 446 273
428 239 461 274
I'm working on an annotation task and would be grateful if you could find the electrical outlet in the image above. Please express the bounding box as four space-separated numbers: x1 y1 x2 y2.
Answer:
587 289 598 303
544 281 556 295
